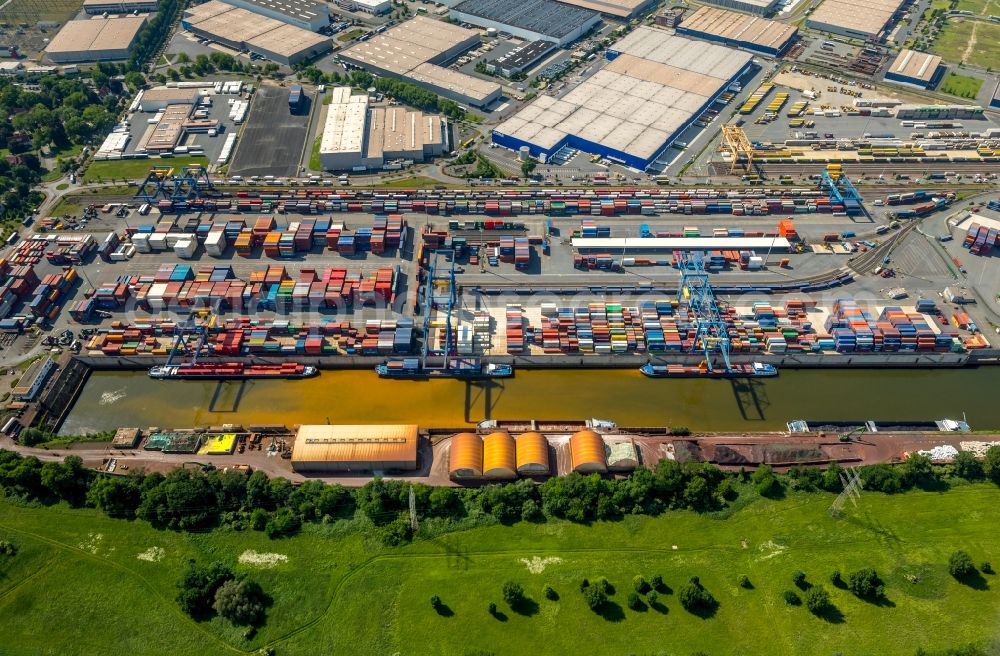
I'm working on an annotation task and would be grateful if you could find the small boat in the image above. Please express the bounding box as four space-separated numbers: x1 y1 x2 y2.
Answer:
149 362 318 380
376 358 513 380
640 361 777 378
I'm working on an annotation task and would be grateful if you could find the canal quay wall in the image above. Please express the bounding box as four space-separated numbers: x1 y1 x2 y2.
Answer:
72 349 1000 370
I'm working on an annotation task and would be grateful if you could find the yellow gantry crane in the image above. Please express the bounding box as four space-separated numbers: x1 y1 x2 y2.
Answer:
720 124 754 175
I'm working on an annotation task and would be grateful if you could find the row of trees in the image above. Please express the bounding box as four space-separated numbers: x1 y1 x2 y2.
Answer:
126 0 181 72
3 447 1000 545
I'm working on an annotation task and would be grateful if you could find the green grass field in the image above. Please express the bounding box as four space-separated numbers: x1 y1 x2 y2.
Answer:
1 484 999 655
932 19 1000 68
308 137 322 172
0 0 81 23
82 157 210 183
940 72 985 98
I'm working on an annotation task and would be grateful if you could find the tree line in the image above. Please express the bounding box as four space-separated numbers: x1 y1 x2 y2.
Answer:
2 447 999 546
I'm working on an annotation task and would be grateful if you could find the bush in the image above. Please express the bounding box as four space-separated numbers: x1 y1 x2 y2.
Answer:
847 568 885 600
626 592 641 610
678 577 716 613
805 586 831 615
579 578 590 592
792 570 807 588
264 508 301 538
784 590 801 605
582 584 607 611
487 602 497 615
213 578 266 626
830 570 843 587
633 575 649 594
752 464 781 497
650 574 663 591
647 590 658 605
430 595 442 608
982 562 993 574
0 540 17 556
502 581 524 607
738 575 752 589
543 585 557 600
177 561 234 619
948 550 976 579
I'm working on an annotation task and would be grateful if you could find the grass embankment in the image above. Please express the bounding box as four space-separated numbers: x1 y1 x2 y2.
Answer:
337 28 366 43
932 20 1000 68
81 157 210 184
940 72 984 99
1 485 999 655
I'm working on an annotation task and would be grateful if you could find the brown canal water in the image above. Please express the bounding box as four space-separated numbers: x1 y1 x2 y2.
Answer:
58 367 1000 434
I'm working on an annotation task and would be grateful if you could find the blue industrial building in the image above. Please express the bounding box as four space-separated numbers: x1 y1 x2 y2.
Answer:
493 30 754 171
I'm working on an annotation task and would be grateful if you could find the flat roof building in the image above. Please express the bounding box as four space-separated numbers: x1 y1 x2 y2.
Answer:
493 27 753 170
137 87 201 112
339 16 501 107
678 6 797 57
806 0 906 41
449 0 600 47
12 358 57 402
45 15 149 63
182 1 332 65
336 0 392 14
487 40 556 77
83 0 159 14
555 0 655 19
319 86 447 170
884 48 943 89
290 424 419 472
700 0 781 16
140 103 194 152
220 0 329 31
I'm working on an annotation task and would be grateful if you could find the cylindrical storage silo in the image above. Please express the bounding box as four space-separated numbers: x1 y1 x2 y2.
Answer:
570 429 607 474
483 431 516 479
449 432 483 480
515 431 549 475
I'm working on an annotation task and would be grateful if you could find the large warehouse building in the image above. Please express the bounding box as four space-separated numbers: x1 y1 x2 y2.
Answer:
45 15 149 63
319 86 447 170
492 27 753 170
449 0 600 47
83 0 158 14
220 0 330 31
182 1 332 65
555 0 655 19
677 6 797 57
290 424 419 472
339 16 501 108
806 0 906 41
884 48 943 89
700 0 782 16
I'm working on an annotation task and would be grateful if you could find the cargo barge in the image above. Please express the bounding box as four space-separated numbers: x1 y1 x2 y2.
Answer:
640 362 777 378
149 362 318 380
376 358 513 380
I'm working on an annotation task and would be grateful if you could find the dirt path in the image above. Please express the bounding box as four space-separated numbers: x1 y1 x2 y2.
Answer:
962 21 979 64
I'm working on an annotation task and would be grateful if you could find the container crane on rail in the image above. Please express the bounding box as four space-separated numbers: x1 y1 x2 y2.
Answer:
134 166 214 203
420 249 459 372
678 252 732 373
163 310 212 367
820 164 864 216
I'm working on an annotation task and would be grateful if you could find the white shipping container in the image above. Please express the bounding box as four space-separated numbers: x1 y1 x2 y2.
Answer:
147 233 168 251
205 230 227 256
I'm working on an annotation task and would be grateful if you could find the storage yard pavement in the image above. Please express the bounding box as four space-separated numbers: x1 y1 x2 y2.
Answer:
229 85 313 178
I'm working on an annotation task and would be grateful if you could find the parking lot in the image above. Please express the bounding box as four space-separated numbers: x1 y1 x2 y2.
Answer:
229 84 313 178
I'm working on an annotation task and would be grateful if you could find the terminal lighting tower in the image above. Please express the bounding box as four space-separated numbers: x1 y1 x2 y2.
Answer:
677 253 732 373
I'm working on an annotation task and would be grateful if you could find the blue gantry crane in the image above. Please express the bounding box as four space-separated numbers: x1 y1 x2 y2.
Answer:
820 164 863 216
163 310 210 367
420 249 459 371
134 166 214 203
678 252 732 373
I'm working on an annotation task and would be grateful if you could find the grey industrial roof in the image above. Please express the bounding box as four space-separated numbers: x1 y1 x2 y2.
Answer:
496 28 751 161
888 49 942 83
185 1 330 57
555 0 650 18
494 40 555 71
46 15 148 54
451 0 599 39
680 6 797 51
807 0 904 37
222 0 327 22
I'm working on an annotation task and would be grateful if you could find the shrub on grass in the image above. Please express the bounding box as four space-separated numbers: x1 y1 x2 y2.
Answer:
502 581 524 607
738 575 752 589
0 540 16 556
430 595 442 609
792 570 807 588
830 570 843 587
488 602 497 615
678 577 716 613
784 590 801 606
543 585 557 600
982 562 993 575
583 584 607 611
650 574 663 590
633 575 650 593
847 568 885 600
214 578 266 626
805 586 831 616
627 592 641 610
948 551 976 579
